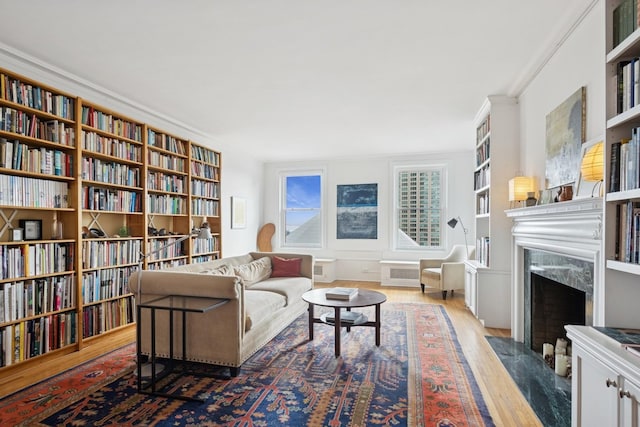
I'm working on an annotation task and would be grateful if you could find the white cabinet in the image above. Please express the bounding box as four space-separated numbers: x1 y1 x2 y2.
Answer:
567 326 640 427
464 260 510 328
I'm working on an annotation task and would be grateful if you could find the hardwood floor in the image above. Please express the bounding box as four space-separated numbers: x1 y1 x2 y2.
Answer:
317 280 543 427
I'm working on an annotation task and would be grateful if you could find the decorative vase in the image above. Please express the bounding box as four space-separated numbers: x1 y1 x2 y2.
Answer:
557 185 573 202
525 192 537 207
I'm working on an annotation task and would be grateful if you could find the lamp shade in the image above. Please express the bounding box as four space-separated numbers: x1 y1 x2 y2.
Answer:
580 141 604 182
508 176 534 202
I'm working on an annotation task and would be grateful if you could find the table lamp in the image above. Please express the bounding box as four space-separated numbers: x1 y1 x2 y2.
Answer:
580 141 604 197
508 176 534 208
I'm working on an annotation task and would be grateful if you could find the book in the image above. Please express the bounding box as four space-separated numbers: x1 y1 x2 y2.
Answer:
325 311 365 324
325 287 358 300
610 140 623 192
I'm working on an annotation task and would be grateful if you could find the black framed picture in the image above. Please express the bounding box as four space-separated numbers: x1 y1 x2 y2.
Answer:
19 219 42 240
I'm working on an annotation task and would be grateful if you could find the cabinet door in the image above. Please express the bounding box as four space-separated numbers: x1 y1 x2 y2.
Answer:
573 346 619 426
464 265 477 315
620 378 640 427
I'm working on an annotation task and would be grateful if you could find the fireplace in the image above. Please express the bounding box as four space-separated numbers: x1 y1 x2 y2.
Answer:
506 198 603 343
524 249 593 352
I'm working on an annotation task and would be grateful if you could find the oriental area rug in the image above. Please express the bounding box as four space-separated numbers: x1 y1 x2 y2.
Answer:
0 303 494 426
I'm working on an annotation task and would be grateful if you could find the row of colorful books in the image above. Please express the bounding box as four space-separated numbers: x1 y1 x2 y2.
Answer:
81 239 141 270
191 145 220 165
149 150 186 171
616 201 640 264
1 243 74 280
81 106 142 142
81 266 136 304
81 157 141 187
0 174 69 208
147 129 186 155
82 297 134 338
191 198 220 216
147 171 186 193
610 129 640 192
0 311 77 367
1 73 75 120
0 137 73 177
1 276 75 323
1 108 75 145
82 130 142 162
81 186 142 212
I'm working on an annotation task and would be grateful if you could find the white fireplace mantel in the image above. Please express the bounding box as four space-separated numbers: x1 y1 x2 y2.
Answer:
506 198 603 342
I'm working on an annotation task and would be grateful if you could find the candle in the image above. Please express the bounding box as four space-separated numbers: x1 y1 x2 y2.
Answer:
556 338 568 354
543 343 554 357
555 354 568 376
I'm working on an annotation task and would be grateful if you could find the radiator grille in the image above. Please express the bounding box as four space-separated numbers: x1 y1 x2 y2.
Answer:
314 265 324 275
390 268 419 280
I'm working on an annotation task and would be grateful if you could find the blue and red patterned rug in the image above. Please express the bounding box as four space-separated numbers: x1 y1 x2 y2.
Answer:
0 303 494 426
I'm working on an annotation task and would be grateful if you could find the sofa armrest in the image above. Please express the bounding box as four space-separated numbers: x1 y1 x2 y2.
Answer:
129 270 242 300
250 252 314 280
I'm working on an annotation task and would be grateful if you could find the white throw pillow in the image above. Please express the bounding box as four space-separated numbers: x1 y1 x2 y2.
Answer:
234 257 272 286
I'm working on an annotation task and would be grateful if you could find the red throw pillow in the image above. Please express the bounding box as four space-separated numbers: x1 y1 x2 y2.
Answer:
271 256 302 277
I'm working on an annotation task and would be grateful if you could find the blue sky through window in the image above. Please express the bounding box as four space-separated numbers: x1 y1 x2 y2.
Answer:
286 175 321 231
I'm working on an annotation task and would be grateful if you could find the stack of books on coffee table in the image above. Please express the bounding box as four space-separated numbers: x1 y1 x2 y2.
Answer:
325 287 358 300
325 311 365 324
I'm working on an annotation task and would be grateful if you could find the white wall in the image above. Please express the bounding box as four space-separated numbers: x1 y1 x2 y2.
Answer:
0 47 264 258
262 151 474 281
519 2 605 186
518 1 640 328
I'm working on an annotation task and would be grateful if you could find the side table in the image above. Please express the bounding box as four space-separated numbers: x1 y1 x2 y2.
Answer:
136 295 228 402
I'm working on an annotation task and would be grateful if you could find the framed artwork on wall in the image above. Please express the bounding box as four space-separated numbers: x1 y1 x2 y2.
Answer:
545 86 586 189
336 183 378 239
231 196 247 229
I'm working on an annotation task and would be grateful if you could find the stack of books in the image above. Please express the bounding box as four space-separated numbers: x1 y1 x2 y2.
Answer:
325 287 358 300
325 311 365 324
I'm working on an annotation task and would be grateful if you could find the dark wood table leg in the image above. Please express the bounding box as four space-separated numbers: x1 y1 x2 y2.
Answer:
334 307 341 357
375 303 381 346
308 303 314 340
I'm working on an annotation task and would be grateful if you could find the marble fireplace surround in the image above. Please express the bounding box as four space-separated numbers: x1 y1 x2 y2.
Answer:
506 198 603 343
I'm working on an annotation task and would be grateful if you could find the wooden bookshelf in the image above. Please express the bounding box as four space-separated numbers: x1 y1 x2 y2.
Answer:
0 67 223 397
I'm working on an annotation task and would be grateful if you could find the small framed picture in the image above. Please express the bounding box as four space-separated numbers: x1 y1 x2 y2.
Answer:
19 219 42 241
10 228 23 242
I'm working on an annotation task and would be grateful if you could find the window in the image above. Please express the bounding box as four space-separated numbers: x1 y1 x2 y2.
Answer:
280 171 323 248
394 166 444 250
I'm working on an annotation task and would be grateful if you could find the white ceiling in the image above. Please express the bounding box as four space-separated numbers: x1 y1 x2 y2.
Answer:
0 0 596 162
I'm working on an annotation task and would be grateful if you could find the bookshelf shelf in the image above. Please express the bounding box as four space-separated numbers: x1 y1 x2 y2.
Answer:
0 66 223 396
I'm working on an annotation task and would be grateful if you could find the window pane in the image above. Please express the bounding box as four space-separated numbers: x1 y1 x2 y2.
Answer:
396 168 442 249
283 174 322 247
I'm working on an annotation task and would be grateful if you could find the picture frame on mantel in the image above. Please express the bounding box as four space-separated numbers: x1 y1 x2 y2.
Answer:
545 86 586 189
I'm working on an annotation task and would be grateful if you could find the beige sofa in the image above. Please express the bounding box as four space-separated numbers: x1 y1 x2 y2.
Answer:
129 252 313 376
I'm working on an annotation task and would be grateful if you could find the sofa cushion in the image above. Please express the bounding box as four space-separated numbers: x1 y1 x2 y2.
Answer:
270 256 302 277
200 264 235 276
234 257 272 286
244 289 286 331
248 276 312 305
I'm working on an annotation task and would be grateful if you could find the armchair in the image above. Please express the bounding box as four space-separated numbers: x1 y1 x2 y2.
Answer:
419 244 475 299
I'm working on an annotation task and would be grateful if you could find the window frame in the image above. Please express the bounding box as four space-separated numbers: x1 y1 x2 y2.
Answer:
392 163 447 251
278 168 326 249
